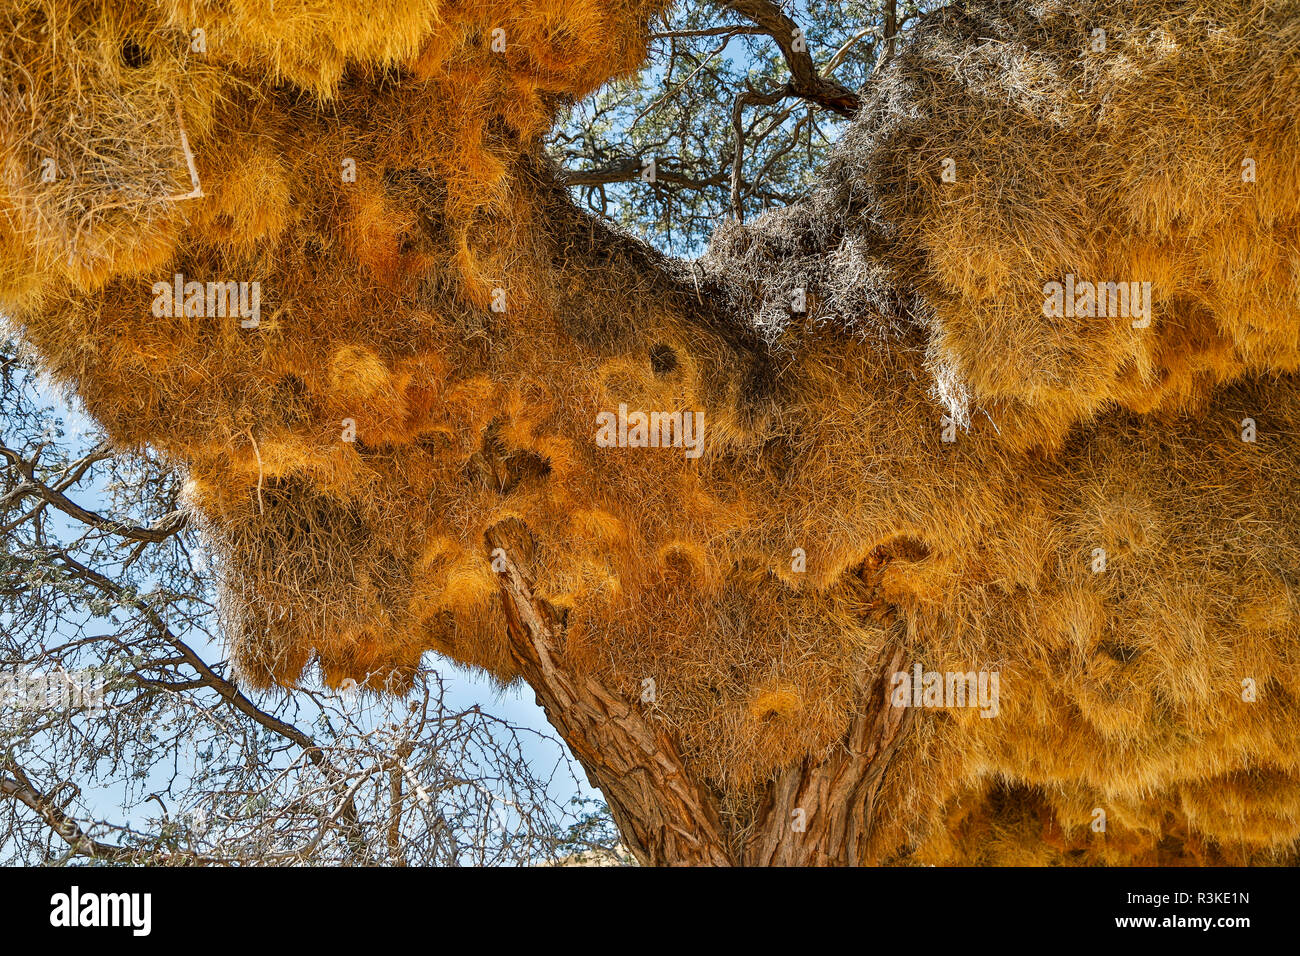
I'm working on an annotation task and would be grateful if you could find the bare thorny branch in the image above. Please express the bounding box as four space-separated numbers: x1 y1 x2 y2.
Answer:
552 1 920 241
0 349 619 866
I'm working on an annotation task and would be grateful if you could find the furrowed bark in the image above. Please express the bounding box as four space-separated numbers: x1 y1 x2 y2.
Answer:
486 517 733 866
486 516 914 866
739 647 913 866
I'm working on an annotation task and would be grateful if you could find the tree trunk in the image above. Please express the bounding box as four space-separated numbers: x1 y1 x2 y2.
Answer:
486 517 913 866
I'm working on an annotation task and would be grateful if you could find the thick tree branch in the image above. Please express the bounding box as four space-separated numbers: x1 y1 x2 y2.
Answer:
486 517 734 866
1 762 137 862
651 25 767 39
731 86 785 219
740 646 914 865
720 0 861 116
486 517 917 866
884 0 898 62
557 156 730 190
0 442 187 541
